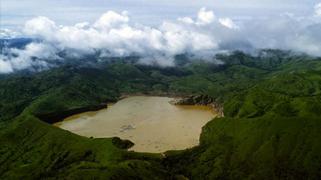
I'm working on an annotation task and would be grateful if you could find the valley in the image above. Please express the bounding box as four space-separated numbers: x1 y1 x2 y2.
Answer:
0 50 321 179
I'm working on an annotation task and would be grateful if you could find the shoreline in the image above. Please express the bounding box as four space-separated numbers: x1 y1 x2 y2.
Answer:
39 93 224 125
36 103 108 124
54 96 218 153
169 95 224 117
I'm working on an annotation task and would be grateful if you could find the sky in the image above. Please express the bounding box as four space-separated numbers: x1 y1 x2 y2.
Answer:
0 0 317 29
1 0 321 73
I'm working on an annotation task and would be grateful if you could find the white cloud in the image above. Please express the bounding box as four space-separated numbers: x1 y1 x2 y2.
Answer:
20 8 223 58
0 29 20 38
24 16 57 39
196 7 215 25
93 11 129 30
219 18 239 29
314 3 321 16
1 8 228 72
0 58 13 73
2 6 321 73
177 17 194 24
74 22 90 29
0 43 59 73
12 43 58 61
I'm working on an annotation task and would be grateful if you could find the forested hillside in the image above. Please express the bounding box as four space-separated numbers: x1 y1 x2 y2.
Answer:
1 50 321 179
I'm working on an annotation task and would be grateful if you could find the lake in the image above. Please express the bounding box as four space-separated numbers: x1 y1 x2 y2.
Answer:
54 96 217 152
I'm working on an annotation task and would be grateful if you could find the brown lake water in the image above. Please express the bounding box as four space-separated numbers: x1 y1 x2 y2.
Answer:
54 96 217 153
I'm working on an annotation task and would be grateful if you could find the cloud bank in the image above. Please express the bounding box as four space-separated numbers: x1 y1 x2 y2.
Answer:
1 5 321 73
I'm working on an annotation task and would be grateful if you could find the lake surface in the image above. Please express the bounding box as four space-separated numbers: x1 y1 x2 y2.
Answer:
55 96 217 152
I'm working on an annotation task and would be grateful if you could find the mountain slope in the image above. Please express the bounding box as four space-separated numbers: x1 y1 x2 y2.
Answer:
1 50 321 179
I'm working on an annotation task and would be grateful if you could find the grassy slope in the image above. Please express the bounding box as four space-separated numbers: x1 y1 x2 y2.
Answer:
165 69 321 179
1 50 321 179
0 115 167 179
0 64 170 179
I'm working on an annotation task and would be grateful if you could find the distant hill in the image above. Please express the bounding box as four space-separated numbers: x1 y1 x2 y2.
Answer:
0 38 33 49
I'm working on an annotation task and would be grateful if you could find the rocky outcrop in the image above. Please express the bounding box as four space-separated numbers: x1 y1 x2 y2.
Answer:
170 95 224 117
111 137 134 149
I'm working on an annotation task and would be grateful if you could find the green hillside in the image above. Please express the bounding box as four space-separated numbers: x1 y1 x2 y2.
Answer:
1 50 321 179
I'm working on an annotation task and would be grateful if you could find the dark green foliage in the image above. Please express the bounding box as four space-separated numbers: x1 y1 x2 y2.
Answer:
111 137 135 149
1 50 321 179
0 115 168 179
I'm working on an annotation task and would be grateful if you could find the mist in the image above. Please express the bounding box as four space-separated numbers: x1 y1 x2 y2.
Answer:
1 4 321 73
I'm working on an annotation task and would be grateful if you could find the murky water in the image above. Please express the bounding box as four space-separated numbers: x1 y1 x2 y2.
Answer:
55 96 217 153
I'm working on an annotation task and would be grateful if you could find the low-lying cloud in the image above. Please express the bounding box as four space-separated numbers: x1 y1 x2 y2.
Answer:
1 5 321 73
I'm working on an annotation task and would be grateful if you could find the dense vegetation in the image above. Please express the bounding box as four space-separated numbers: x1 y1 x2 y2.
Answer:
1 49 321 179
